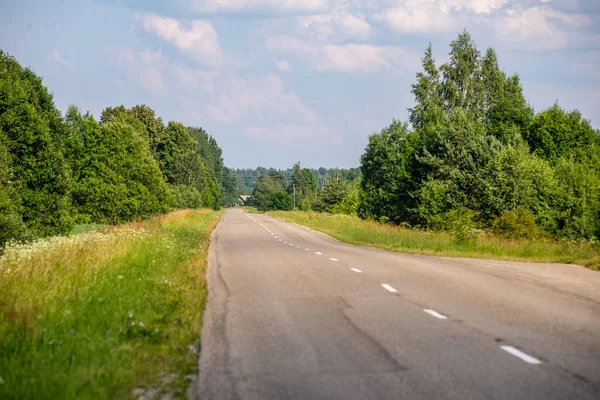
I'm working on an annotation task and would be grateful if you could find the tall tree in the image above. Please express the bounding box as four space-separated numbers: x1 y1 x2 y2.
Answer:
440 31 482 118
0 129 27 245
481 48 532 141
409 44 441 131
0 50 73 237
67 110 171 223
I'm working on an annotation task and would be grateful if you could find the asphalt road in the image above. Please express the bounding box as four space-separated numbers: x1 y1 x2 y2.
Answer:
195 208 600 400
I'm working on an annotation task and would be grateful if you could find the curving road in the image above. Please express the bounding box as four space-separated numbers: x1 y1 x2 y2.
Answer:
195 209 600 399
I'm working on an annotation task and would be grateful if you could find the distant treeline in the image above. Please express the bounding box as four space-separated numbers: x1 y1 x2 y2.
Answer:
246 163 361 214
231 167 360 195
247 31 600 241
0 50 236 247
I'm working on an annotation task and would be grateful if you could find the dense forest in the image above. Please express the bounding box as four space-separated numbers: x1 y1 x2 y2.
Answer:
245 163 361 214
231 167 360 195
0 50 236 247
248 32 600 241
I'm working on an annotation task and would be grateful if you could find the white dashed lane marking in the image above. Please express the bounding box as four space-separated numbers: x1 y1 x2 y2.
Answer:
304 248 310 251
381 284 397 293
315 252 322 255
423 309 448 320
350 268 362 273
501 346 542 365
329 258 339 262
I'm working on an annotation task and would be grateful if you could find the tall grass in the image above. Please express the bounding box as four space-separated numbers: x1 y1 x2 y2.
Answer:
0 209 221 399
268 211 600 269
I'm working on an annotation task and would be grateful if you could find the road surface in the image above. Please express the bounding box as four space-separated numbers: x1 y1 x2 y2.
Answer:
195 209 600 399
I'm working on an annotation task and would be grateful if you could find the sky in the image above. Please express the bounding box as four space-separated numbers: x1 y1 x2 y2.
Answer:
1 0 599 169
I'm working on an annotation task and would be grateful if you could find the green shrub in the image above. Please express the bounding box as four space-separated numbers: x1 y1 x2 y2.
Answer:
445 208 478 244
172 185 202 209
266 191 293 211
299 197 312 211
492 207 541 239
417 178 449 228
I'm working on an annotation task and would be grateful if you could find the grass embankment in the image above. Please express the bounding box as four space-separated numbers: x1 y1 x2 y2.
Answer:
0 209 221 399
267 211 600 270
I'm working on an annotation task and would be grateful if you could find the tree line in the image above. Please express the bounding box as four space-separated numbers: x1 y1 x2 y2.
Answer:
247 162 361 214
231 167 360 195
246 32 600 241
0 50 236 247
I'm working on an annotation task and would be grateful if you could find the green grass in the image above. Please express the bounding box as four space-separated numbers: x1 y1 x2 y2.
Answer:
267 211 600 270
243 206 262 214
0 209 221 399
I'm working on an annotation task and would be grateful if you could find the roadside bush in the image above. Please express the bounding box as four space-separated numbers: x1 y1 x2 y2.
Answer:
0 134 29 246
417 178 449 228
299 197 312 211
492 207 541 239
553 159 600 238
266 191 292 211
445 208 478 244
172 185 202 209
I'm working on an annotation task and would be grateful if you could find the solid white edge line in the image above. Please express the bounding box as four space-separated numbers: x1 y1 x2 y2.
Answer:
501 346 542 365
315 252 322 255
329 258 339 262
423 309 448 320
381 283 397 293
350 268 362 273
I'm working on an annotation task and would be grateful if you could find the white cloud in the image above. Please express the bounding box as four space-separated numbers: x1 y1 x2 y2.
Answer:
171 65 221 95
105 43 322 127
274 59 294 71
447 0 509 14
375 4 456 33
495 6 590 50
104 46 165 93
298 10 370 41
265 35 409 72
373 0 508 34
134 13 223 64
189 0 329 14
245 123 341 146
49 49 76 71
201 73 318 124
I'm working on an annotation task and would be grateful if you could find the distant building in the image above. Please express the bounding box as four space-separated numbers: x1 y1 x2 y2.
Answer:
238 195 252 205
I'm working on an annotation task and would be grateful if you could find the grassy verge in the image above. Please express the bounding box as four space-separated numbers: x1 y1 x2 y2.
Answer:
267 211 600 270
0 209 221 399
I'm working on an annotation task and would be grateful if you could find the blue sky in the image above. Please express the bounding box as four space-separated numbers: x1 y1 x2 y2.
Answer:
1 0 599 168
